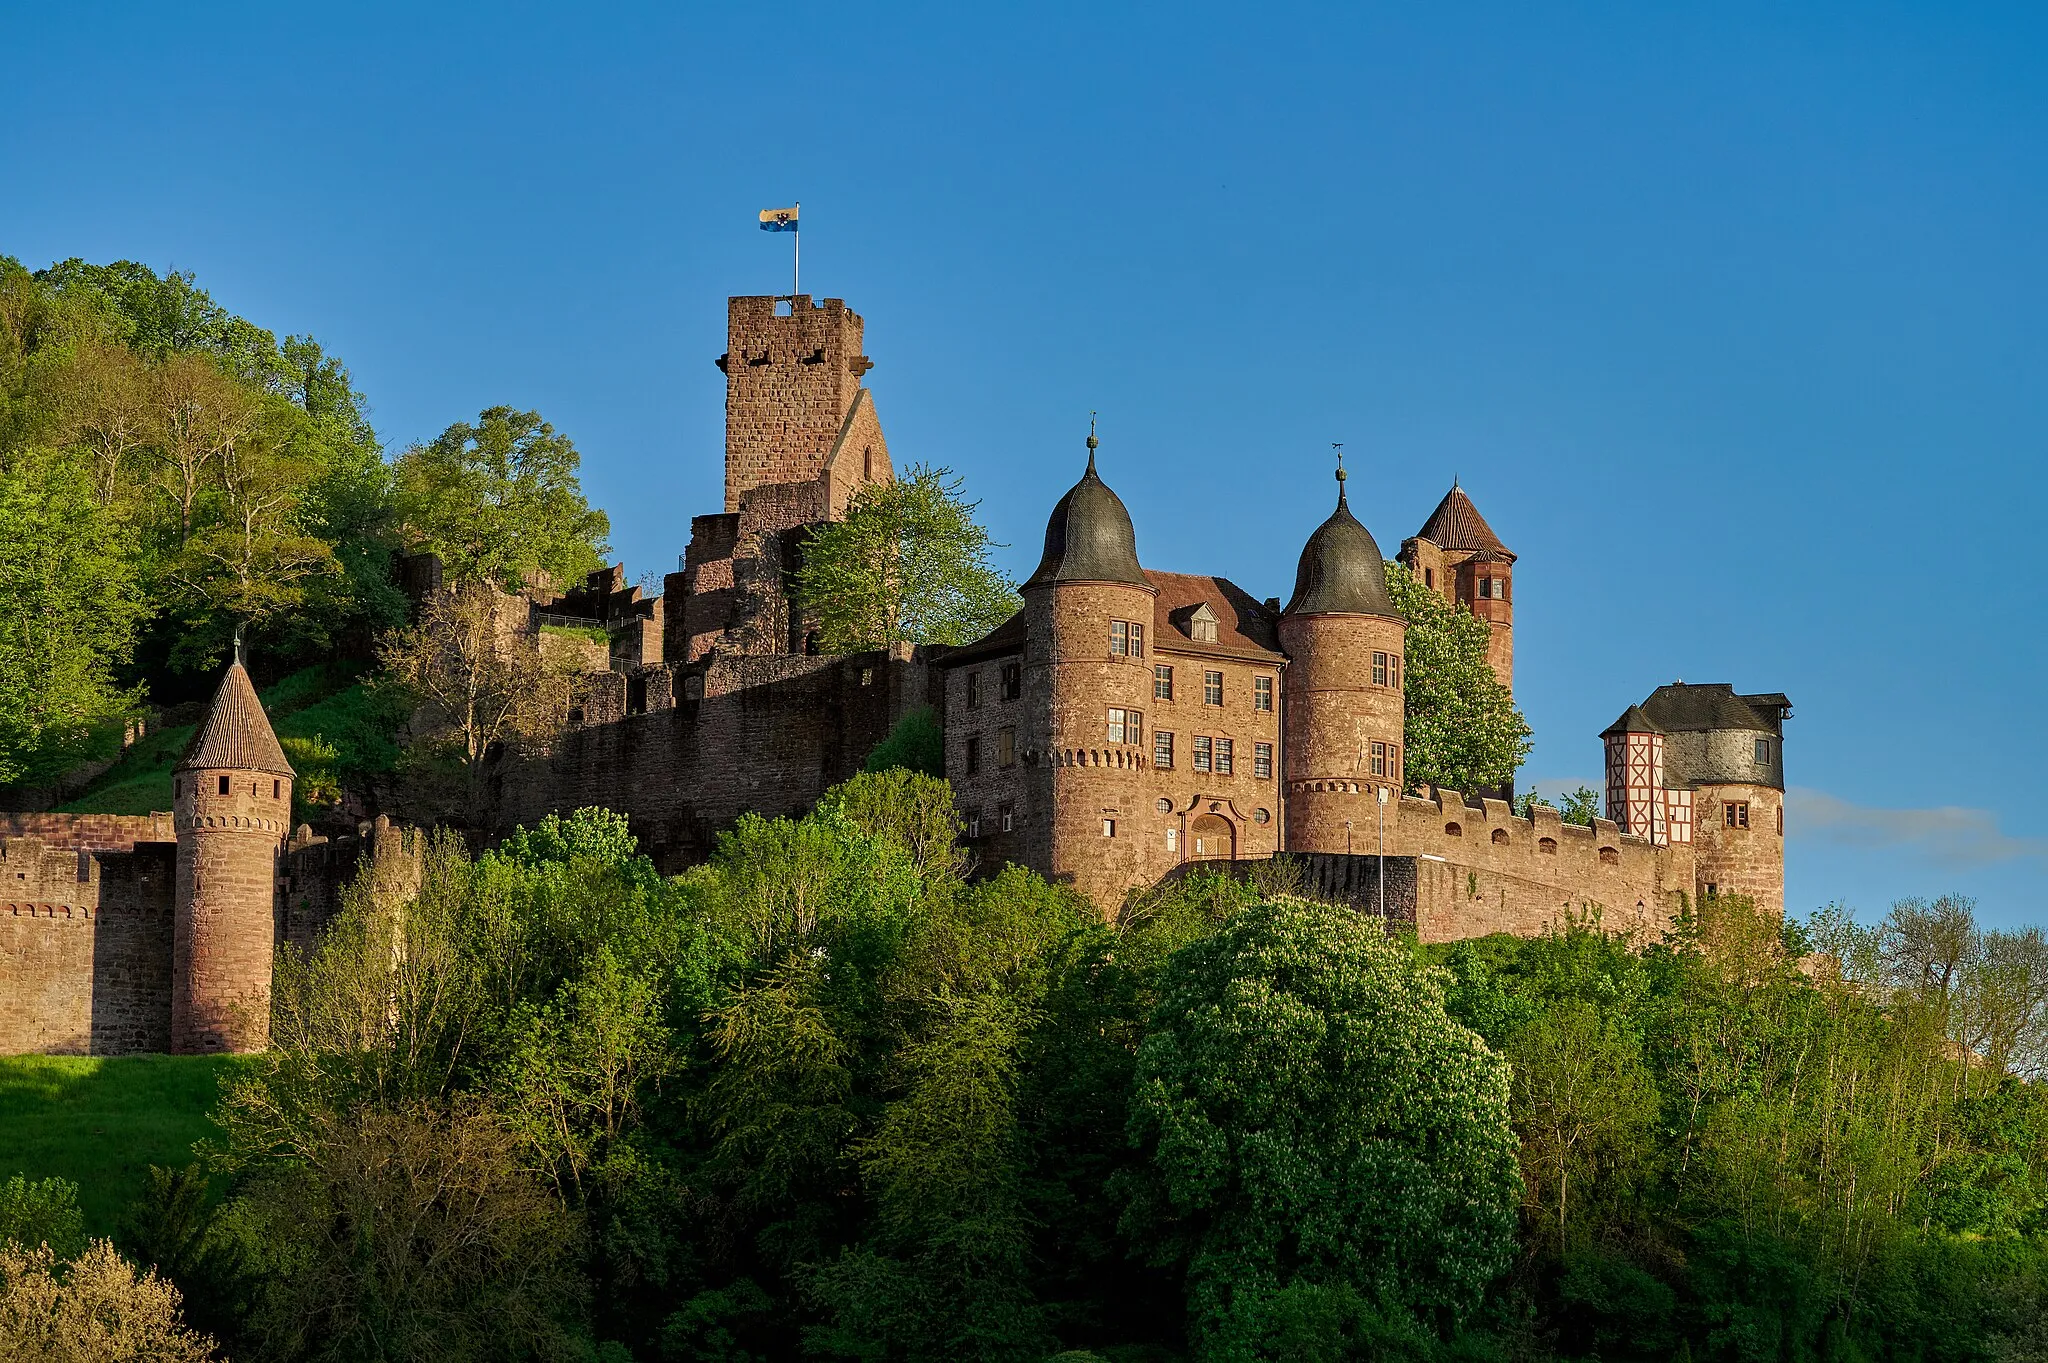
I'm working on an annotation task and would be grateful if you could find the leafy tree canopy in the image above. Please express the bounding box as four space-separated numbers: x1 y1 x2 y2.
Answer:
1122 896 1522 1357
392 405 612 592
795 464 1019 652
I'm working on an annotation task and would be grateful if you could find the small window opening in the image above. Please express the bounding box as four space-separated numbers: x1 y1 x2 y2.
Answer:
1491 827 1509 845
272 779 281 799
1102 818 1117 838
218 775 231 796
1444 822 1463 837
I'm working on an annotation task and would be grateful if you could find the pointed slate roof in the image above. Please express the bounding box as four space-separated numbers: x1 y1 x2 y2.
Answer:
1414 482 1515 561
1023 435 1149 590
1284 470 1402 618
176 660 294 776
1600 703 1665 738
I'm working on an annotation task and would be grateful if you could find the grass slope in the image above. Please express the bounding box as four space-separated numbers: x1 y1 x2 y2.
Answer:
0 1055 253 1234
59 663 401 819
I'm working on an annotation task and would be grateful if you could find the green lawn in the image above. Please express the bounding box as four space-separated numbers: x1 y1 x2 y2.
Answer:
0 1055 254 1235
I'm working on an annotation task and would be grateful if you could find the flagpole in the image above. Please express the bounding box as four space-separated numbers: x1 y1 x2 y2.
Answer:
793 201 800 299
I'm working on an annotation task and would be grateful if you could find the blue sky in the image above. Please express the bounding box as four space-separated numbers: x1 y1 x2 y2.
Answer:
6 2 2043 928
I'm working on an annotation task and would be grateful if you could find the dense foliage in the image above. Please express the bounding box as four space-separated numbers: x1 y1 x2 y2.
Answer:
794 464 1020 651
1384 561 1531 794
0 258 610 804
3 774 2031 1362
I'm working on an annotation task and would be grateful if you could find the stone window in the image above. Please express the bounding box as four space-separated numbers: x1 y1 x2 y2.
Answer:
1154 664 1174 700
966 672 981 710
966 810 982 838
218 775 230 796
1445 822 1463 837
1600 846 1620 866
1391 655 1402 690
1166 827 1180 852
1372 653 1388 686
1778 805 1784 835
1102 818 1117 838
1370 741 1387 777
1254 742 1273 780
1188 603 1219 643
1424 567 1435 588
1754 738 1772 764
1215 738 1234 776
1254 676 1273 712
999 803 1015 833
1107 708 1143 745
1203 670 1223 706
1253 808 1271 825
1725 801 1749 829
965 736 981 776
1539 837 1558 854
1491 828 1510 845
272 779 281 799
1391 745 1400 783
1193 735 1212 773
1155 798 1173 813
998 727 1016 768
1154 731 1175 768
1110 619 1145 658
1001 662 1021 701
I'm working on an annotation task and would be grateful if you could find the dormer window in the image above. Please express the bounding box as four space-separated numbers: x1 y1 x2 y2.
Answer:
1188 603 1219 643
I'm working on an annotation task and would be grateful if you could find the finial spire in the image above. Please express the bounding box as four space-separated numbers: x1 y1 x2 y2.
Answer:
232 623 246 667
1331 442 1348 507
1086 411 1099 473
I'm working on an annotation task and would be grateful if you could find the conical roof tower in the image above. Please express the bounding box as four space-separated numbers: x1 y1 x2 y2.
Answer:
177 658 294 777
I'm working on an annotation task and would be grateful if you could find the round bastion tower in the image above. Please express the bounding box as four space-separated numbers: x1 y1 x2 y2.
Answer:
1021 429 1159 908
171 655 294 1054
1279 465 1409 853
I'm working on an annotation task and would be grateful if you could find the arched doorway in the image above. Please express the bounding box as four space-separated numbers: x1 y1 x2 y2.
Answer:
1191 813 1235 860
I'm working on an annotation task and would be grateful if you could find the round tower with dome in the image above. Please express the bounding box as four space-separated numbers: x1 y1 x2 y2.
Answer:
1019 427 1159 905
170 653 294 1054
1279 463 1409 854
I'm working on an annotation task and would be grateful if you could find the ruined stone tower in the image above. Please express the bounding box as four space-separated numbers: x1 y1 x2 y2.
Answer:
716 295 885 518
1280 467 1409 854
170 658 292 1054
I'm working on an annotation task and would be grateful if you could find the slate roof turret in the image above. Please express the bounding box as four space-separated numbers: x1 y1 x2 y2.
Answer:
1023 429 1148 590
1600 703 1665 738
1284 466 1402 618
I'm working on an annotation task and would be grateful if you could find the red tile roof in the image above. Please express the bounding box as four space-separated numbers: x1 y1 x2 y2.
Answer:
1146 571 1284 659
1413 484 1514 560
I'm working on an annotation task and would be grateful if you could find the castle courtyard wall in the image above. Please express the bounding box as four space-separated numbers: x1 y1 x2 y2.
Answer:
1399 790 1693 942
1 836 176 1055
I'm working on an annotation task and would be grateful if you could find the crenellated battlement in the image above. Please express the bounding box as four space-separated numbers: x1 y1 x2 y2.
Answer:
1396 787 1693 942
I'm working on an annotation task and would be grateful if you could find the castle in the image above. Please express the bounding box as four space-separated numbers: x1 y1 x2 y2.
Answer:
0 291 1789 1056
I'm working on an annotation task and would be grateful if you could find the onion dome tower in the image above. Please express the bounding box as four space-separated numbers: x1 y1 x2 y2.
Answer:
170 649 294 1054
1279 460 1409 854
1020 422 1157 907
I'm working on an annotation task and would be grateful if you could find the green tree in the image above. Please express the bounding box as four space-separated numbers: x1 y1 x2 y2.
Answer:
0 456 149 784
1507 999 1659 1251
1384 562 1530 793
1122 896 1521 1358
794 465 1019 651
394 406 612 591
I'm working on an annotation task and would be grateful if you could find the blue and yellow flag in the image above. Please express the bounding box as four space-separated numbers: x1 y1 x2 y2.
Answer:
758 205 799 233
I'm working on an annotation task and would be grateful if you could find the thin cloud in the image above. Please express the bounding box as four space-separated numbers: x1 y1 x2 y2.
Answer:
1787 788 2048 869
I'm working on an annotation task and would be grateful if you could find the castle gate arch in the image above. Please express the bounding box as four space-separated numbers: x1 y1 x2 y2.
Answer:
1191 813 1235 860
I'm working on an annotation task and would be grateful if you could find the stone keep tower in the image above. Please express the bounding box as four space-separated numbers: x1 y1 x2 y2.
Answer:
1637 683 1791 917
1400 481 1515 693
1020 433 1159 906
716 295 880 514
1280 467 1409 853
170 658 293 1054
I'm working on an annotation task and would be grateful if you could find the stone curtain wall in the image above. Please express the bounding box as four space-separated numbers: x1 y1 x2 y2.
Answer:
0 812 175 851
1398 789 1695 943
0 836 176 1055
536 646 936 871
